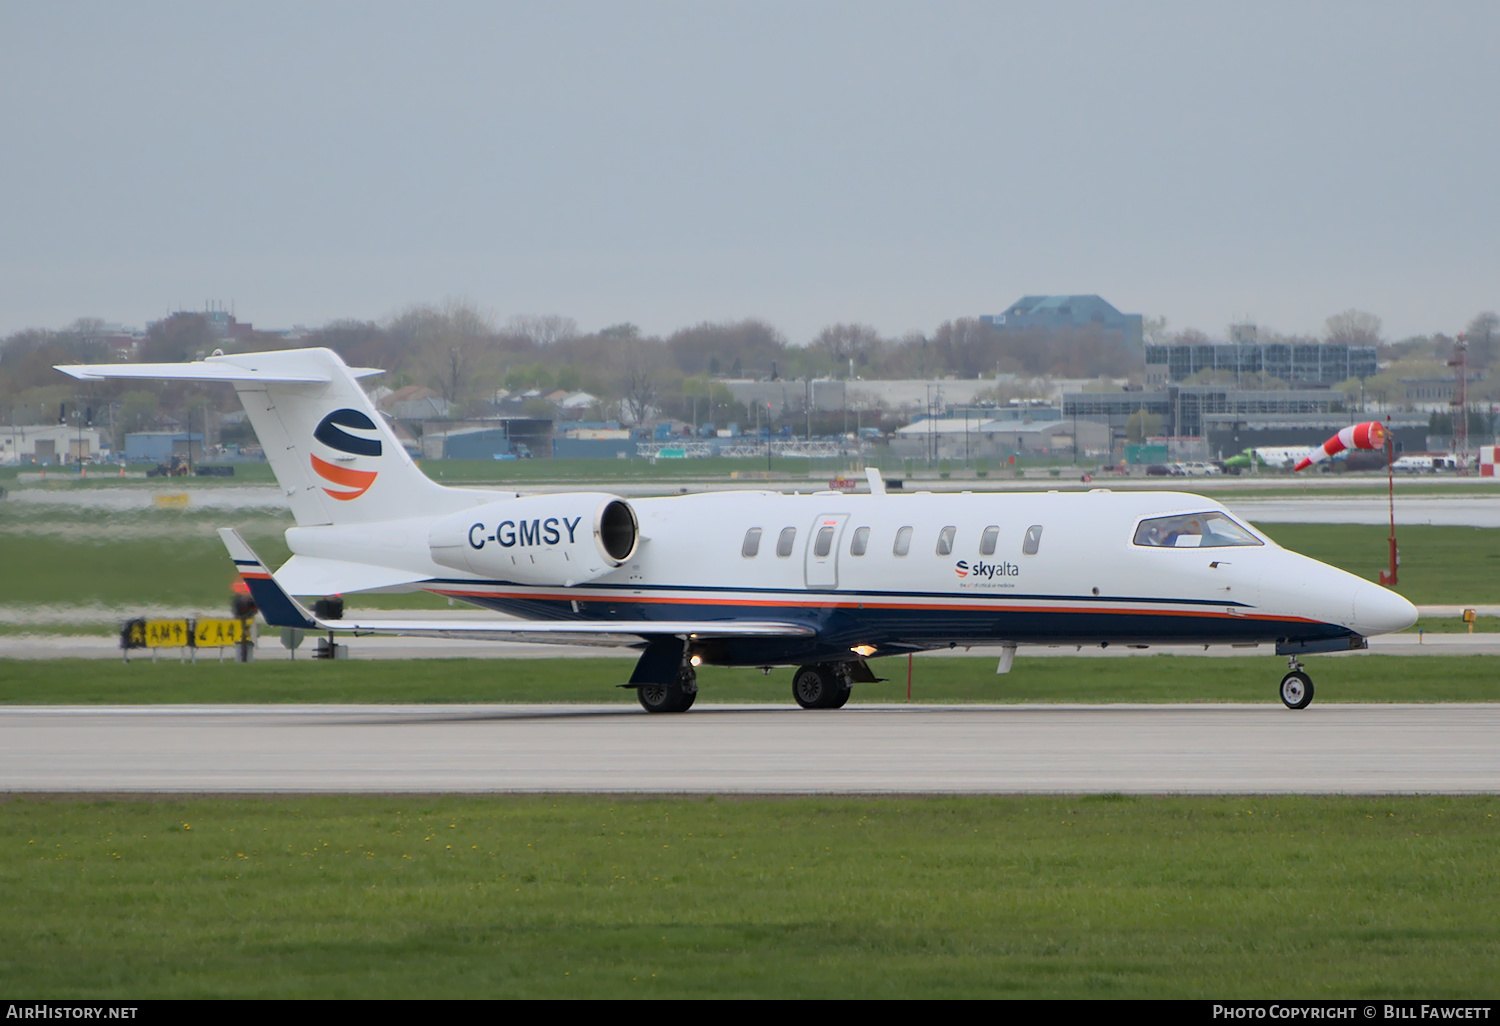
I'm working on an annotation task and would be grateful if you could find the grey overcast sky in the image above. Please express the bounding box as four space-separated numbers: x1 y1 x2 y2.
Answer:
2 1 1496 344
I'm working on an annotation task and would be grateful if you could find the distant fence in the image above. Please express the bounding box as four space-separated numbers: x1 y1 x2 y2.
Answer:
636 440 856 459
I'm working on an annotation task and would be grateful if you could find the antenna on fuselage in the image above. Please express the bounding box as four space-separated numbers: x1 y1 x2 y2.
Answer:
866 467 886 496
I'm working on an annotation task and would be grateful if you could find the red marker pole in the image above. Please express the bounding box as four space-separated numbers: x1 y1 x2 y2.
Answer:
1380 417 1398 586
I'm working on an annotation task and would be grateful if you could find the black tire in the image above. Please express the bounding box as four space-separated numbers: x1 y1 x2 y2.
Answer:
637 680 696 713
792 664 848 710
1279 671 1314 710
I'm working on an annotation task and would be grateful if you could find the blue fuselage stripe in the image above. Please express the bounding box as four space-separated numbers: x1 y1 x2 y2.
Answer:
423 586 1348 665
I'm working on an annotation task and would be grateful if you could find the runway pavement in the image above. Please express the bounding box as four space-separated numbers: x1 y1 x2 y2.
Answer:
3 702 1496 794
1228 495 1500 527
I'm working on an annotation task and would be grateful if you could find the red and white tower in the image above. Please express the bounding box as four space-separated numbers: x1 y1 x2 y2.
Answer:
1449 334 1469 475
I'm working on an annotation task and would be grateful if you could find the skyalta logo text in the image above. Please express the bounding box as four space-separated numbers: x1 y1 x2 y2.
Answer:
955 559 1020 580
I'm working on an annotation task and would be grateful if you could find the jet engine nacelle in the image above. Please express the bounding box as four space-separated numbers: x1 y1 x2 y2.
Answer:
428 493 639 585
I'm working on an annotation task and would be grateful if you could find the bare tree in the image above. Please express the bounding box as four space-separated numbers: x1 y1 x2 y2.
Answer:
601 325 671 425
666 319 786 378
1463 311 1498 370
1325 309 1382 348
387 298 498 405
810 323 882 374
505 314 579 348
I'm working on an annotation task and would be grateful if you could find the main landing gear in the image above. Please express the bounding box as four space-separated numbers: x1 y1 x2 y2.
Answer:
630 651 873 713
636 663 697 713
791 663 853 710
1279 657 1314 710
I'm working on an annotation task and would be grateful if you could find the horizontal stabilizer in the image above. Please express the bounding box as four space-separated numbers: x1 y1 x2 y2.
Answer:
273 555 431 597
55 357 384 383
219 528 816 646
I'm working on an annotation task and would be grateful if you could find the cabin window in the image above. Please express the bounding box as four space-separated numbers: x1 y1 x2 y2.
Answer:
893 526 913 557
1133 512 1262 548
1022 524 1043 556
776 527 797 557
849 526 870 556
935 526 956 556
980 526 999 555
814 526 835 558
741 528 762 558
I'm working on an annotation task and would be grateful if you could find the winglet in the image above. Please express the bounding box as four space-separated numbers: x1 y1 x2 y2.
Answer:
218 528 319 630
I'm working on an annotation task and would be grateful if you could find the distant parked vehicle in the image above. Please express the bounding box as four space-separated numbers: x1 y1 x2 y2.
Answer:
146 453 191 477
1393 454 1456 473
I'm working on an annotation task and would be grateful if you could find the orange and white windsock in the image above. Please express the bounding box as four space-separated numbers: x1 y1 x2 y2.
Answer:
1294 421 1388 472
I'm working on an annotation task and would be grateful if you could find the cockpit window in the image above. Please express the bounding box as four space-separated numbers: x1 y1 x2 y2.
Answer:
1133 512 1262 548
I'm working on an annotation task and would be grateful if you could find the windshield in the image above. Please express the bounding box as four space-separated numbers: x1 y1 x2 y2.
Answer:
1133 511 1262 548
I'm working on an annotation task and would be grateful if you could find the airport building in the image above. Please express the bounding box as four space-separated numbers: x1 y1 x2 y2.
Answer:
889 413 1112 461
1 424 106 464
979 295 1144 353
1144 339 1377 388
421 419 552 460
1062 385 1352 439
124 431 203 463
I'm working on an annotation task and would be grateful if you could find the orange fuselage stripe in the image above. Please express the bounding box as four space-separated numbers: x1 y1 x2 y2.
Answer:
425 587 1315 624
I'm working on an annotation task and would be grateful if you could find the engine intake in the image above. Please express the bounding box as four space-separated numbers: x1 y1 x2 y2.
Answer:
428 493 638 585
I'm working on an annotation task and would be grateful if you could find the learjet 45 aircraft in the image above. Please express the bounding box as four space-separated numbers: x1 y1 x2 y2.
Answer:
58 348 1417 712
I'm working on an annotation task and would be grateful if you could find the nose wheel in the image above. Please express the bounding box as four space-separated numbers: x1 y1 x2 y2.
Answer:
1279 659 1314 710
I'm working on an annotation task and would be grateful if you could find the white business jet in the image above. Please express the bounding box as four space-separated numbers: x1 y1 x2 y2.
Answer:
58 348 1417 712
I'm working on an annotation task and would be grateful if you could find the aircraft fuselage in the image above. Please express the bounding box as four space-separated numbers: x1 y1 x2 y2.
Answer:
285 487 1411 667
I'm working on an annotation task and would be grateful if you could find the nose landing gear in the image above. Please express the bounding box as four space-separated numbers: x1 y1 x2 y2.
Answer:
1279 657 1314 710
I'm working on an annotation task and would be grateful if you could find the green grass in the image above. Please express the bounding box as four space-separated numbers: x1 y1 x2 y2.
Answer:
0 518 291 607
11 456 1495 493
1252 523 1500 605
1403 617 1500 634
0 654 1495 706
2 514 1493 608
2 793 1496 998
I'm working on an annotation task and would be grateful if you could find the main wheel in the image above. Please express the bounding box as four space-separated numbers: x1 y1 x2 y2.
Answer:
792 664 846 709
637 675 696 713
1279 671 1314 710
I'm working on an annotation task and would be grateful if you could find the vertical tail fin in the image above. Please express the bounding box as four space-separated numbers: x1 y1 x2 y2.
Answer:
220 348 454 525
58 347 488 526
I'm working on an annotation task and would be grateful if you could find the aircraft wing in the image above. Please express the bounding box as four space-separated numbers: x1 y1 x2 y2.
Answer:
220 529 816 647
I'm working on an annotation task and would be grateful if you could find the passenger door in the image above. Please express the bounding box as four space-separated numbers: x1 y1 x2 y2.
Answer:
804 513 849 590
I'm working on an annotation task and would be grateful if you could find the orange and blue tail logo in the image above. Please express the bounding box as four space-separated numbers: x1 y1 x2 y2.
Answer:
311 409 381 501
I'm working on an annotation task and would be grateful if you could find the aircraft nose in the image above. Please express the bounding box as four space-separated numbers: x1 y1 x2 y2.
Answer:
1351 582 1418 636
